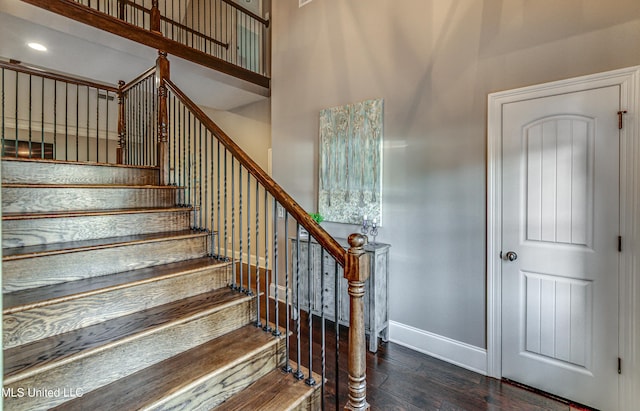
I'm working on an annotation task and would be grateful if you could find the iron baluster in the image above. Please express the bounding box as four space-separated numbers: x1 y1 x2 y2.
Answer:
255 183 262 329
239 165 244 292
246 172 253 296
320 248 326 409
282 212 292 373
294 224 304 380
263 191 271 333
223 148 228 262
272 200 281 337
305 232 316 387
86 87 89 161
231 157 236 288
217 140 221 257
335 261 340 411
28 74 32 158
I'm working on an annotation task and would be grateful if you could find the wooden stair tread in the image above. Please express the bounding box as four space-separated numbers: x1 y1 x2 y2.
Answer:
3 257 227 312
2 183 178 189
50 324 278 411
2 230 209 260
1 156 159 170
4 288 249 380
216 367 321 411
2 207 192 221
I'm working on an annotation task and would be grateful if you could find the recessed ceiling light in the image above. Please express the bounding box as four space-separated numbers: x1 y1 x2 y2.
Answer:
27 42 47 52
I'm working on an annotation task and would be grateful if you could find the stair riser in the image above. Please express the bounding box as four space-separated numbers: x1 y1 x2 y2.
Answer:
4 265 232 349
4 299 256 411
2 187 178 213
3 210 193 248
146 339 285 411
2 160 158 185
3 236 210 292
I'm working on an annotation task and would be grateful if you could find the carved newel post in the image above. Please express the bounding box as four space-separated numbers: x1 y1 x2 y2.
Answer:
116 80 126 164
156 51 170 186
344 233 370 410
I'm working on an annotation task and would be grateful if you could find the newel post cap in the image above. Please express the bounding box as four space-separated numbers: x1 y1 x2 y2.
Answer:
345 233 369 283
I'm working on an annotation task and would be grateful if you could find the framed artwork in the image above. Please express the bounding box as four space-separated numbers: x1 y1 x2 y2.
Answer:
318 98 383 225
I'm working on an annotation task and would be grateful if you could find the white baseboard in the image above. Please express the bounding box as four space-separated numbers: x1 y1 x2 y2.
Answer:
389 320 487 375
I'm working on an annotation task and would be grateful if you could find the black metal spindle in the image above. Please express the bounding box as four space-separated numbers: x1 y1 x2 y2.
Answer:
14 71 17 157
320 249 326 409
41 78 45 158
272 200 281 336
86 87 90 161
223 148 228 261
217 140 221 256
246 172 252 295
334 262 340 411
263 191 271 332
239 166 244 292
96 84 99 163
181 104 186 205
294 224 304 380
198 122 203 229
255 182 262 328
188 111 194 220
231 158 236 289
53 81 57 159
75 83 79 161
28 74 32 158
106 89 110 163
282 212 292 374
306 233 316 386
65 82 69 160
2 68 5 156
203 125 208 234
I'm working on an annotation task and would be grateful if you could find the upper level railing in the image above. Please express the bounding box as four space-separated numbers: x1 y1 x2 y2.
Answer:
20 0 270 88
0 60 118 162
0 56 370 410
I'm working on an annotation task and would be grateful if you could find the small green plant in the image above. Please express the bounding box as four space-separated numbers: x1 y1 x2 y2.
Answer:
309 212 324 223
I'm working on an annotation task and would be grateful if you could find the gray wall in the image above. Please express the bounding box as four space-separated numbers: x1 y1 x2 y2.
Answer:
270 0 640 348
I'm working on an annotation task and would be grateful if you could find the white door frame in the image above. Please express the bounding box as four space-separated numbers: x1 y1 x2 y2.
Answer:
487 66 640 409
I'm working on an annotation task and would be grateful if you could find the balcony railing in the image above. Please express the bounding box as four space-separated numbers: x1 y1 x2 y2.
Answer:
20 0 270 88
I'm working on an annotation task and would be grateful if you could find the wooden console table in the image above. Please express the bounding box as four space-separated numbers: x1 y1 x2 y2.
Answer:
291 237 390 352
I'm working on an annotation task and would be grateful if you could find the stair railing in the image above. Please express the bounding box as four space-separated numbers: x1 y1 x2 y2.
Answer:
151 51 370 410
0 53 371 409
0 60 119 162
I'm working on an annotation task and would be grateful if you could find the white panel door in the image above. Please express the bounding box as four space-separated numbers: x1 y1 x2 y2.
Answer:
501 86 620 410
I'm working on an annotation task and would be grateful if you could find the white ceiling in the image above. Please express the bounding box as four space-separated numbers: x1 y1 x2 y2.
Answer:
0 0 269 111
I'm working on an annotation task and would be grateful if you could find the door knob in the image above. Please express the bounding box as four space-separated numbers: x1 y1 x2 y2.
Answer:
505 251 518 261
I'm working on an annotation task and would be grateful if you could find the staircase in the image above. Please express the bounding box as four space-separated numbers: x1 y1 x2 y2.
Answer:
2 157 321 410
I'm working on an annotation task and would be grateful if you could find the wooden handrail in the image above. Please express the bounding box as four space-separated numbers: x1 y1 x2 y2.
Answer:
121 66 156 94
119 0 229 49
220 0 270 27
0 60 118 92
163 77 345 266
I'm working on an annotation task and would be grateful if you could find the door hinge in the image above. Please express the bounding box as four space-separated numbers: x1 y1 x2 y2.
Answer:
618 236 622 252
618 110 628 130
618 357 622 374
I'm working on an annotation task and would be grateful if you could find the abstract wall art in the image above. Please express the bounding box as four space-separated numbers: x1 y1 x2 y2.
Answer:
318 98 383 225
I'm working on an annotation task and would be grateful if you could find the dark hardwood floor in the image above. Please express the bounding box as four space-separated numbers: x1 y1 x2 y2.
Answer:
274 308 587 411
244 272 590 410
